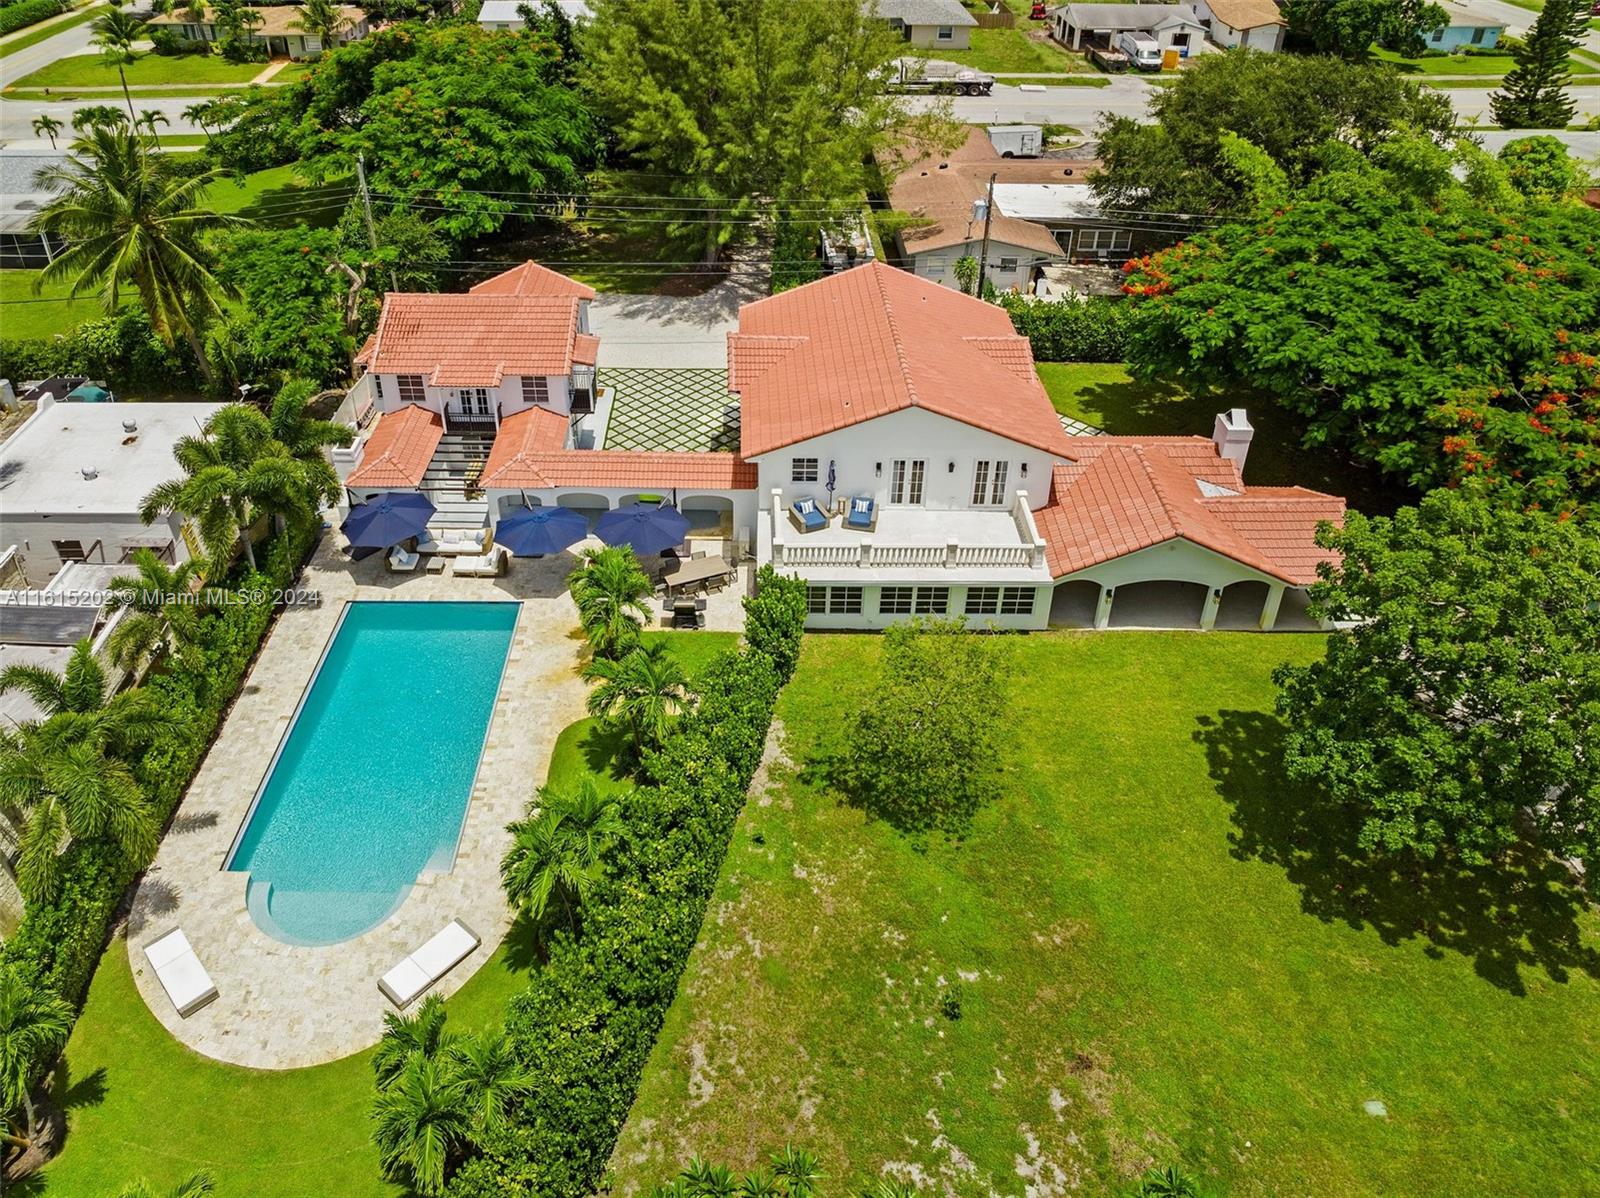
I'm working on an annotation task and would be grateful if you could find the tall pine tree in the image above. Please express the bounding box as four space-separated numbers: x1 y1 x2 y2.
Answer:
1489 0 1588 129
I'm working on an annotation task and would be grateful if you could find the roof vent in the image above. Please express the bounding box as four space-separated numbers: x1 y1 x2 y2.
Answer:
122 417 137 433
81 465 98 480
938 162 949 170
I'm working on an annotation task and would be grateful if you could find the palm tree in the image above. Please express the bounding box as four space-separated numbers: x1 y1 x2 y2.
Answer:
500 777 622 934
104 548 203 673
371 1054 470 1198
89 8 148 123
446 1032 533 1136
269 378 354 463
0 641 177 902
114 1172 216 1198
290 0 350 48
373 993 450 1091
30 114 62 150
30 127 245 385
138 109 170 138
567 545 653 660
582 640 691 761
0 963 72 1158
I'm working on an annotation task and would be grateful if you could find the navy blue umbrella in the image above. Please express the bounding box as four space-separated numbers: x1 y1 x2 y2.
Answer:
826 458 837 506
594 501 691 556
494 505 589 557
341 491 436 548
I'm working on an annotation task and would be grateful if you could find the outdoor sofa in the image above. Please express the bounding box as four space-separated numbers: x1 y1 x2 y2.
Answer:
414 529 487 556
789 496 827 533
454 545 509 577
842 495 877 532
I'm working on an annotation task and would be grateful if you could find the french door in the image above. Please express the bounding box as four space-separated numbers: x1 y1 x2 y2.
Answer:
890 459 925 505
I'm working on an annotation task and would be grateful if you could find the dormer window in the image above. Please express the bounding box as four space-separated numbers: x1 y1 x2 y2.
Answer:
521 376 550 405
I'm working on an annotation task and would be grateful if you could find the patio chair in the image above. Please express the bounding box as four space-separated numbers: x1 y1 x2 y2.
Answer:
387 546 421 572
789 496 827 534
453 545 508 577
379 919 480 1009
842 495 877 532
144 928 218 1018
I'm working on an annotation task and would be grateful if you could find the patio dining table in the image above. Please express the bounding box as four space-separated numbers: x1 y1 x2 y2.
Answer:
661 554 733 596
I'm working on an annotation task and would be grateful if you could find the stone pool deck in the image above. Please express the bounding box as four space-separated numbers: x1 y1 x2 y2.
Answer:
125 536 715 1069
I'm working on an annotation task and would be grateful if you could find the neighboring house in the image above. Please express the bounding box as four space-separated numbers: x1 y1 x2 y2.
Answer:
477 0 593 30
875 0 978 50
1192 0 1285 51
1050 2 1207 54
1423 9 1502 50
0 561 132 727
887 127 1169 288
146 5 370 59
0 397 220 588
338 260 1344 632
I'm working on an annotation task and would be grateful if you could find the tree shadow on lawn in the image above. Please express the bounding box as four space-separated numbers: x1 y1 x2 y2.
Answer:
1196 709 1600 996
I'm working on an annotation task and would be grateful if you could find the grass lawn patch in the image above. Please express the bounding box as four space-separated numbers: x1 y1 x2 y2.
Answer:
1368 45 1519 75
464 215 721 296
1428 74 1600 87
610 632 1600 1197
1006 74 1110 86
0 268 118 341
202 164 353 229
918 27 1090 74
4 51 266 89
2 85 249 99
0 2 107 59
1036 362 1411 514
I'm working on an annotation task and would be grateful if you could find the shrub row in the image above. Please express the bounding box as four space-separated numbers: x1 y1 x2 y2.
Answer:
446 566 809 1198
998 292 1134 362
0 311 202 393
0 520 319 1081
0 0 66 36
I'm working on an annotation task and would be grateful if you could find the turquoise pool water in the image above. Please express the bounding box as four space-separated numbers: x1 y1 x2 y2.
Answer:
227 601 518 947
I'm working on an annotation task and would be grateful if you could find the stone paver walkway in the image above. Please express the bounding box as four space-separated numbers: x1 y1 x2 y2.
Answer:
126 538 593 1069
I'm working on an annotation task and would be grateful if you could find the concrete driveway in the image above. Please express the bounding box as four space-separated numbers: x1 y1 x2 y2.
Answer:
587 251 766 368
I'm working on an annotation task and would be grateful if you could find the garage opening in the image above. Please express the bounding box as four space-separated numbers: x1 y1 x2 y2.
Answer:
1049 579 1099 628
1108 580 1206 629
1216 581 1270 630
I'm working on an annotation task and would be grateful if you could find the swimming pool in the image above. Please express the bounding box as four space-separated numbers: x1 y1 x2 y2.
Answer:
226 601 519 947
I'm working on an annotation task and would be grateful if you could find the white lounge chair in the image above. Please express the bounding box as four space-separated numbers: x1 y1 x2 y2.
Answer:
143 928 218 1018
454 545 508 577
379 918 481 1008
415 529 486 556
388 546 421 572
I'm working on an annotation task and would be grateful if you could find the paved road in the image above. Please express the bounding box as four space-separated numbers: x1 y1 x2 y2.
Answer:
0 3 109 86
1438 0 1600 55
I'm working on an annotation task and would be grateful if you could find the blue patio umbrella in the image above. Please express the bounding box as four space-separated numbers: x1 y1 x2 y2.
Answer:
341 491 436 548
826 459 837 505
494 505 589 557
594 501 691 556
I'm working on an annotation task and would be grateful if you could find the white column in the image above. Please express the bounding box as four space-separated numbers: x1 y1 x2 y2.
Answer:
1259 583 1285 632
1093 586 1114 630
1200 586 1222 631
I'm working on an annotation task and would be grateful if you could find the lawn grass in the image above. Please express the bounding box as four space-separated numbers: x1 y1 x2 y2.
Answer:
0 2 107 60
610 632 1600 1197
1 85 249 99
202 164 354 229
0 268 118 341
465 217 716 296
1005 74 1110 87
4 51 266 89
918 27 1090 74
1428 74 1600 86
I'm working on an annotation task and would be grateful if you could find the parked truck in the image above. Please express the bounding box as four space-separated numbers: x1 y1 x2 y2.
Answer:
1115 30 1164 71
888 57 995 96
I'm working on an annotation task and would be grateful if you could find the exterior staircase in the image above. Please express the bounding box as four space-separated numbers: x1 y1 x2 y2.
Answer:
420 432 495 529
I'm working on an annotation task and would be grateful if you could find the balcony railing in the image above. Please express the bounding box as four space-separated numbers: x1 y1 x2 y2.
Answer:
766 489 1048 571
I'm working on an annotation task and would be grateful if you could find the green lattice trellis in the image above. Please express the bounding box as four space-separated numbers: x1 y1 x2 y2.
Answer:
598 368 740 453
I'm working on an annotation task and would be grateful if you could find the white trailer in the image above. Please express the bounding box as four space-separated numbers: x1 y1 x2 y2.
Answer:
987 125 1042 158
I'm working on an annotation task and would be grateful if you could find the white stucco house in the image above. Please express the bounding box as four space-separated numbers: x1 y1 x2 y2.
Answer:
337 260 1344 632
1191 0 1285 51
477 0 592 31
875 0 978 50
1051 2 1207 54
0 397 219 589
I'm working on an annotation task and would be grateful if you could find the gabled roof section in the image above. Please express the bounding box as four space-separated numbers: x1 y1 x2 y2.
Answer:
361 293 583 388
468 261 597 301
1201 0 1284 29
346 404 443 489
732 261 1070 457
1036 438 1343 584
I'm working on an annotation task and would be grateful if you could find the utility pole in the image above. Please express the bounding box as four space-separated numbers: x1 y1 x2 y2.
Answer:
356 153 397 293
975 172 997 300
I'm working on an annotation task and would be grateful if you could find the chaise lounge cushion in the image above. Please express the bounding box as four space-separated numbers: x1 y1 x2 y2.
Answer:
144 928 219 1018
379 919 481 1008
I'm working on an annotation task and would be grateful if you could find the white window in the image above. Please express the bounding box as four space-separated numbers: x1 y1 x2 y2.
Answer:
965 586 999 615
791 457 819 483
890 459 925 504
879 586 914 615
461 387 490 415
998 256 1019 272
1078 228 1133 254
924 255 948 276
521 376 550 405
971 460 1009 506
1470 26 1485 44
914 586 949 615
1000 587 1035 615
807 586 828 614
828 586 863 614
936 24 953 40
373 375 384 399
397 375 426 404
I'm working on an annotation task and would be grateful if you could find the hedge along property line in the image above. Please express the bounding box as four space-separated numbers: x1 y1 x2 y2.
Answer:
445 566 810 1198
0 518 320 1088
0 311 203 395
0 0 68 37
998 292 1134 363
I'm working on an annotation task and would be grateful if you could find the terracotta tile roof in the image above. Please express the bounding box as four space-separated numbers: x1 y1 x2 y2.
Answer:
572 333 600 366
1035 441 1343 584
731 262 1070 457
479 408 755 490
468 261 597 301
345 404 442 489
363 293 583 387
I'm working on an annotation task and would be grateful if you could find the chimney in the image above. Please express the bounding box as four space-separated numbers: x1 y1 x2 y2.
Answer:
122 417 138 433
1213 409 1253 473
81 465 98 480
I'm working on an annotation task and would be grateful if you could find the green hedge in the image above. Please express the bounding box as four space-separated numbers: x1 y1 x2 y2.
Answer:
0 0 66 36
998 292 1134 363
446 566 809 1198
0 311 201 393
0 519 319 1082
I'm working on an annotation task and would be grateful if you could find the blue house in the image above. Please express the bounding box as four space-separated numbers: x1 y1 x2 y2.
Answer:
1425 9 1503 51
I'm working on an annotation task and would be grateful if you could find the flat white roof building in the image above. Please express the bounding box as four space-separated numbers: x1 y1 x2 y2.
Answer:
0 397 221 587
